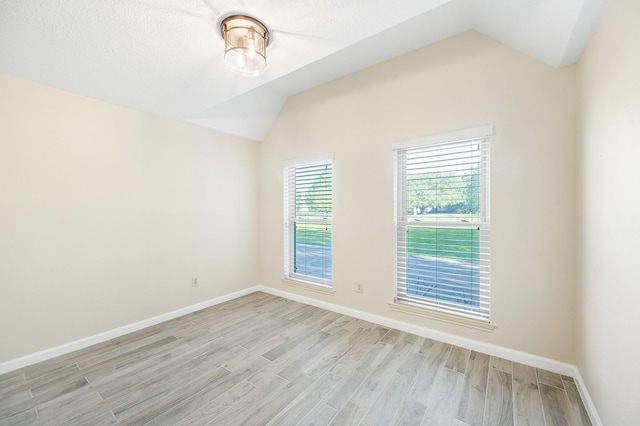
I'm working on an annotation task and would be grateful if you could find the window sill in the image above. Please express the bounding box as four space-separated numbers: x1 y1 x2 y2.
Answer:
388 301 497 332
282 277 335 295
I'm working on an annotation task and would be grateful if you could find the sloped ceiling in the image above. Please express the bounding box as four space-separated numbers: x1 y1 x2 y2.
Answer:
0 0 608 141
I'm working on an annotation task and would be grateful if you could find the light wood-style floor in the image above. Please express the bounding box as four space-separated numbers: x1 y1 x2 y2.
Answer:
0 292 591 425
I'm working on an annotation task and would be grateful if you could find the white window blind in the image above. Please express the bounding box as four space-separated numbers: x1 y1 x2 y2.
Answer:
394 133 491 321
284 159 333 287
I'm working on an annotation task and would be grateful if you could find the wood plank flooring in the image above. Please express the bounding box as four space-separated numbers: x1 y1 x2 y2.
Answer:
0 292 591 425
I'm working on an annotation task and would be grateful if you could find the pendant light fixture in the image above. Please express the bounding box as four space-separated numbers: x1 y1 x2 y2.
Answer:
219 15 270 77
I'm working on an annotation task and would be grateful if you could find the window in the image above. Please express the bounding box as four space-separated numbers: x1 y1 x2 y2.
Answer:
284 157 333 287
394 127 491 322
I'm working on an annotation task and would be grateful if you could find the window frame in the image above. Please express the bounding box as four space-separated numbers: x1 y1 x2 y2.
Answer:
393 126 492 323
283 155 334 288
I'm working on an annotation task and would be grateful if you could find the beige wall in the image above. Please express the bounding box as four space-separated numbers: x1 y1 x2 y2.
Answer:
576 0 640 424
259 31 577 362
0 74 258 362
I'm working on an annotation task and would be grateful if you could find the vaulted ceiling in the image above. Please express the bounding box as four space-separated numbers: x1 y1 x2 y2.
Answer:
0 0 608 141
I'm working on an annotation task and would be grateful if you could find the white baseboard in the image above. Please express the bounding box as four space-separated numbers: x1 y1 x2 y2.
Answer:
0 284 602 425
572 367 603 426
254 285 603 426
255 285 574 374
0 287 256 375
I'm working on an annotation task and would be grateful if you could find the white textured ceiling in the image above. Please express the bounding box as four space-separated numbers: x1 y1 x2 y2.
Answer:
0 0 608 141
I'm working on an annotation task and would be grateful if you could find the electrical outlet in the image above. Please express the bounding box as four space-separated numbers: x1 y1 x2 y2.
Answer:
356 282 364 294
192 277 199 287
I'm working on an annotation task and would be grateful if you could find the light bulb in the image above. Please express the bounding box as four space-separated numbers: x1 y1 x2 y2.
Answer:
246 33 257 59
236 51 247 69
